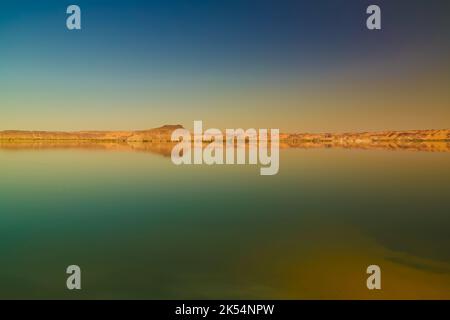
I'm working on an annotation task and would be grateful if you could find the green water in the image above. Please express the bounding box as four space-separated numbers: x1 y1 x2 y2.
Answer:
1 146 450 299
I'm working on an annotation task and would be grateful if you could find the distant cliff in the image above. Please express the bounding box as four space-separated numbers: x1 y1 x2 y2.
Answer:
0 125 184 142
0 126 449 143
1 126 449 152
280 129 450 143
280 129 450 151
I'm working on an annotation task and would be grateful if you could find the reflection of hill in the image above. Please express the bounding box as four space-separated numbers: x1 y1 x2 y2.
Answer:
1 140 449 154
0 141 177 157
280 141 450 152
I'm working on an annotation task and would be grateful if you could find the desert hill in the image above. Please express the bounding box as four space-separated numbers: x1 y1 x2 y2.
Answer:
0 125 184 142
1 126 449 152
0 126 449 145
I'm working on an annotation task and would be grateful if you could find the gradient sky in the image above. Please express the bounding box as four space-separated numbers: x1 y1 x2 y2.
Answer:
1 0 449 132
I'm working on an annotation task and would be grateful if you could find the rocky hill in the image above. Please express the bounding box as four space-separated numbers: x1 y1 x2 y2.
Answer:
1 126 449 153
0 125 184 142
281 129 450 143
1 126 449 144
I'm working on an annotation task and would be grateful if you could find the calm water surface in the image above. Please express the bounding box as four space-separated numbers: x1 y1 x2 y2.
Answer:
0 145 449 299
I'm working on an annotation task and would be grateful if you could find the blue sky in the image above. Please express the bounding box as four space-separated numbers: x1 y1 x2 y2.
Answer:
1 0 449 131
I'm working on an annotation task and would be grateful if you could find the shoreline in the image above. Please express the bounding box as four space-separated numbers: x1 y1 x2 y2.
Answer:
0 126 449 143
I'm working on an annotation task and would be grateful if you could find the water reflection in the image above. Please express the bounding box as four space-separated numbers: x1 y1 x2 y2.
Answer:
0 140 449 299
0 140 449 155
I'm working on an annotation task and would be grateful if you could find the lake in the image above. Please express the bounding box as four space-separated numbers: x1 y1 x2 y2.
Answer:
0 142 449 299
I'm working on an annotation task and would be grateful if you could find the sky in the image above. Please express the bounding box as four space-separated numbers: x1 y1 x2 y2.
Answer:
0 0 449 132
